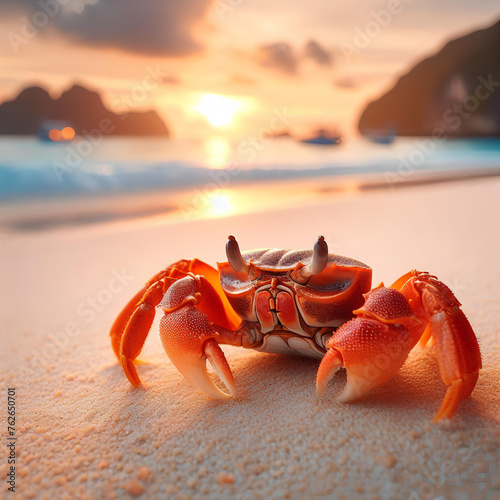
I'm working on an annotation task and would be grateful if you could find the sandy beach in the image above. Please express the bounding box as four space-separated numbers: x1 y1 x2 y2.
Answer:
1 175 499 499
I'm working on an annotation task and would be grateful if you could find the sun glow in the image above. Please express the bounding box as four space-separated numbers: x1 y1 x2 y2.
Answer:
195 94 240 127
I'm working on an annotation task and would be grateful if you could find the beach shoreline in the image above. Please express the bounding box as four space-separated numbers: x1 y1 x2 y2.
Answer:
1 165 500 233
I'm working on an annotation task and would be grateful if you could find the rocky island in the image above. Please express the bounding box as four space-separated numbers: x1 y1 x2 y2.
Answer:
0 84 169 137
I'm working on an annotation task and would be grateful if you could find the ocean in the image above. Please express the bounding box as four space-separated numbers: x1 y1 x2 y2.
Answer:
1 136 500 202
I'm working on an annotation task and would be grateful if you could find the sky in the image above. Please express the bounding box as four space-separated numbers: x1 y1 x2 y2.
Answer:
0 0 499 140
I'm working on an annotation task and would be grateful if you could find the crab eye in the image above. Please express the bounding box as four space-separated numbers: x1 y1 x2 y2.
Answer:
226 235 249 272
290 236 329 283
226 235 262 281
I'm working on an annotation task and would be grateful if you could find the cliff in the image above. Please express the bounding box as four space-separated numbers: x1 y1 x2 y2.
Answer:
358 20 500 137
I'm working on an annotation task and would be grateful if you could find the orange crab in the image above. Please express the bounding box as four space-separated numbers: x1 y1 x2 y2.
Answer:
110 236 481 422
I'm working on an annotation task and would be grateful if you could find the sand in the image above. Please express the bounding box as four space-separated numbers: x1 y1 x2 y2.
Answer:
1 176 499 500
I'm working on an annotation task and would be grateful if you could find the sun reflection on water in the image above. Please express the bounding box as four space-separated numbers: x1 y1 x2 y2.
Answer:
206 191 233 218
204 136 232 169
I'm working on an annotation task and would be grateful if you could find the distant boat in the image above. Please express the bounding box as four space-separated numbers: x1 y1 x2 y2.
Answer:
365 130 396 145
300 129 342 146
38 120 75 142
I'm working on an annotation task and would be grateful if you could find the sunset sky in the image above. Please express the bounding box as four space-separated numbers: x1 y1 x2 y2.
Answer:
1 0 500 140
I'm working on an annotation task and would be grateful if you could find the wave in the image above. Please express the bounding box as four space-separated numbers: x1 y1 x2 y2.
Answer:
2 137 500 201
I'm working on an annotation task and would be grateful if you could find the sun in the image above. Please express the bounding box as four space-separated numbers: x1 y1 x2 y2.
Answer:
195 94 240 127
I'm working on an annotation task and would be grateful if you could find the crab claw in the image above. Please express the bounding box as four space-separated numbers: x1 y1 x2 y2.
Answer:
159 274 237 399
317 287 417 402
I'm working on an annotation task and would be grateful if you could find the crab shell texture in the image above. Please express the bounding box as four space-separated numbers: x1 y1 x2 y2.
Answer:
217 248 373 358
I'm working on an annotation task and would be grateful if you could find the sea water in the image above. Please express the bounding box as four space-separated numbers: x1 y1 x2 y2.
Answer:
1 136 500 201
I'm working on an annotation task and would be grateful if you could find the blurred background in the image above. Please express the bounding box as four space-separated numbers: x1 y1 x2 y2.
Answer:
1 0 500 230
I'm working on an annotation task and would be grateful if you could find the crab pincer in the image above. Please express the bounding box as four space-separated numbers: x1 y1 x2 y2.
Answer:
316 286 418 402
317 273 482 422
159 273 240 399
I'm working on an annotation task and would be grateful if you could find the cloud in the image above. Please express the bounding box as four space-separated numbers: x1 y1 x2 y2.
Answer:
257 39 334 75
334 77 357 89
259 42 298 74
0 0 97 14
0 0 46 12
161 74 182 85
1 0 214 56
304 40 333 66
333 72 389 89
229 74 257 85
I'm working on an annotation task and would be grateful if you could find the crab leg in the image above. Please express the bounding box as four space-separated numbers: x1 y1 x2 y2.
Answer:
110 284 150 360
110 261 192 359
431 321 481 421
119 280 166 387
398 273 481 421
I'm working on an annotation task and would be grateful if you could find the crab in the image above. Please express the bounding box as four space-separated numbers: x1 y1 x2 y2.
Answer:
110 236 481 422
